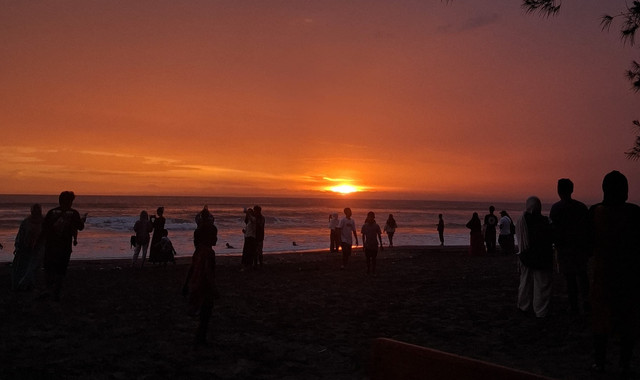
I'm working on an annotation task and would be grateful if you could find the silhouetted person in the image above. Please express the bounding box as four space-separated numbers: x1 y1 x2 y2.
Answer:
154 229 176 265
42 191 86 301
338 207 358 268
437 214 445 246
148 206 166 264
12 203 44 291
183 207 218 347
254 205 265 267
132 210 154 268
241 207 256 271
587 171 640 376
328 213 340 252
516 196 554 318
466 212 485 256
361 211 383 275
383 214 397 248
549 178 590 315
484 206 498 253
498 210 515 255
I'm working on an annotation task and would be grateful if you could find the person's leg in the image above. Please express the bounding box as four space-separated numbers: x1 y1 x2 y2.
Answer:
388 233 394 247
533 269 553 318
565 272 579 314
372 252 377 275
196 300 214 346
132 244 142 266
341 243 351 268
140 243 149 267
439 231 444 246
577 270 590 312
517 263 533 312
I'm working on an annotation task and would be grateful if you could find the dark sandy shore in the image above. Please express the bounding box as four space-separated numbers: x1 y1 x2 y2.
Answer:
1 246 637 379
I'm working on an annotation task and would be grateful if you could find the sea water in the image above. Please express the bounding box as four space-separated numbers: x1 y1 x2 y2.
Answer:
0 195 526 262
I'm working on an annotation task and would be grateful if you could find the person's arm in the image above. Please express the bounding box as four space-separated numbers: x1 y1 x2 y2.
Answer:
378 230 383 250
352 225 358 246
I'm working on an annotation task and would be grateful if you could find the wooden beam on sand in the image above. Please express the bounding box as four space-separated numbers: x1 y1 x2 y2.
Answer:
370 338 555 380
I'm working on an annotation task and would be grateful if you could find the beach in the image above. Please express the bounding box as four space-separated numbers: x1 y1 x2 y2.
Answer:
1 246 636 379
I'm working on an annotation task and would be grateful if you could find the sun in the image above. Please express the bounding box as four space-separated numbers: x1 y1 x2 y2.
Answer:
328 184 359 194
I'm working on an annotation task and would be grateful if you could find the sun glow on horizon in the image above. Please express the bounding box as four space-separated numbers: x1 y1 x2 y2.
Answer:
328 184 360 194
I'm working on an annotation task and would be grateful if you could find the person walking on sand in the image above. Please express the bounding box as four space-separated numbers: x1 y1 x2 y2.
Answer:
338 207 358 269
12 203 44 292
328 213 340 253
383 214 397 248
437 214 445 246
132 210 154 268
361 211 383 275
516 196 554 319
42 191 86 301
549 178 590 316
498 210 515 255
484 206 498 254
254 205 265 267
466 213 485 256
183 207 218 347
587 171 640 376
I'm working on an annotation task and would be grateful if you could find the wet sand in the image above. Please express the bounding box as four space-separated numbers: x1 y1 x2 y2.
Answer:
1 246 636 379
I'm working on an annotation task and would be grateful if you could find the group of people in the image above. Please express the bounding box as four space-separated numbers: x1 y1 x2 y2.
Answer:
328 212 397 254
241 206 265 271
131 206 176 268
11 191 87 301
515 171 639 376
466 206 516 256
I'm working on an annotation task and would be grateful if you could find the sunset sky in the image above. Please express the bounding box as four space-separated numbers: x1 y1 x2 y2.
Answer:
2 0 639 203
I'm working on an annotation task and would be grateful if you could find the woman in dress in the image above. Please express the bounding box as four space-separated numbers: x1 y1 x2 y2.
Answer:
466 212 485 256
149 207 166 264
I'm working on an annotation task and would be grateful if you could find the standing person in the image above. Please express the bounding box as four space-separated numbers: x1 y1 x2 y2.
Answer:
516 196 554 319
484 206 498 254
254 205 265 267
148 207 166 264
498 210 515 255
361 211 383 275
437 214 445 246
466 213 486 256
12 204 44 291
183 207 218 347
587 171 640 375
383 214 397 248
42 191 86 301
549 178 590 315
338 207 358 269
132 210 154 268
241 208 257 271
328 213 340 253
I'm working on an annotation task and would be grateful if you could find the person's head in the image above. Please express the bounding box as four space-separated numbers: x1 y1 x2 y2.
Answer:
602 170 628 206
525 196 542 215
162 229 168 237
58 191 75 209
331 212 338 219
472 212 479 219
253 205 262 215
438 213 443 219
31 203 43 218
246 208 254 216
557 178 574 200
344 208 352 218
489 206 495 213
140 210 149 221
366 211 375 223
157 206 164 216
198 207 211 225
500 210 507 217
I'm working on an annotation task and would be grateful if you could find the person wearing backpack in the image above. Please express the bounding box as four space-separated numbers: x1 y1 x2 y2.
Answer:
42 191 86 301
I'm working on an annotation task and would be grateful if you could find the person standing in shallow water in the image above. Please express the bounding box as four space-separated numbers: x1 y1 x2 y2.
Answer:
587 171 640 376
338 207 358 269
42 191 86 301
183 207 218 347
361 211 383 275
383 214 397 248
484 206 498 254
437 214 445 246
549 178 590 315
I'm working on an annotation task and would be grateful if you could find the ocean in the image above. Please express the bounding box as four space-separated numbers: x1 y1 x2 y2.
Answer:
0 195 526 262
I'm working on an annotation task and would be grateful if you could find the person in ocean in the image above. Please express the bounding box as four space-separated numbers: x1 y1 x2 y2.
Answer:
361 211 383 275
183 207 218 347
484 206 498 254
437 214 445 246
328 213 340 253
516 196 554 319
383 214 397 248
148 206 166 264
42 191 86 301
466 212 485 256
338 207 358 269
132 210 154 268
12 203 44 291
587 171 640 375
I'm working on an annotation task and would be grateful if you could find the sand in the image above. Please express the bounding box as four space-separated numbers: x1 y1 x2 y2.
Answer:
0 246 637 379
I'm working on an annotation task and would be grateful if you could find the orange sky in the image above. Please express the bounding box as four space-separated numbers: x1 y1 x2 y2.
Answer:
1 0 639 203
